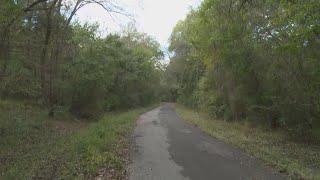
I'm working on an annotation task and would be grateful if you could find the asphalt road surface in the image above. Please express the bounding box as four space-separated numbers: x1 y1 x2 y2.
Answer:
129 103 286 180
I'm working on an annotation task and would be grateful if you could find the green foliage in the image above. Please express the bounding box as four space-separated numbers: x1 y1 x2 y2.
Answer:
167 0 320 137
63 25 163 118
0 99 153 179
0 2 163 118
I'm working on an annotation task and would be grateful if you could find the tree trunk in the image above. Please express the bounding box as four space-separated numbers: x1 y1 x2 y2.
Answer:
40 1 58 101
0 27 10 81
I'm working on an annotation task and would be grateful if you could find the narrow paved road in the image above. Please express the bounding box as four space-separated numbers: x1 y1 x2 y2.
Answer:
129 104 285 180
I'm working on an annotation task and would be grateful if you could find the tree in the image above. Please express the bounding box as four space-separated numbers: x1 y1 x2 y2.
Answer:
167 0 320 137
0 0 163 119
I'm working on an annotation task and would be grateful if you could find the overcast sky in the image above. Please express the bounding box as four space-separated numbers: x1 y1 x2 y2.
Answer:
76 0 202 50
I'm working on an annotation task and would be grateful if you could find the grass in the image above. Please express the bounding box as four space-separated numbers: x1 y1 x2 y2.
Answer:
0 99 154 179
175 104 320 180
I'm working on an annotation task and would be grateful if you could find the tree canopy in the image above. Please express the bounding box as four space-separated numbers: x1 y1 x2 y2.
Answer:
166 0 320 137
0 0 164 118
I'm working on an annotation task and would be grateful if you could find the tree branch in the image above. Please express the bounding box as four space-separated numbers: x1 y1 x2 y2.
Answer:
24 0 49 12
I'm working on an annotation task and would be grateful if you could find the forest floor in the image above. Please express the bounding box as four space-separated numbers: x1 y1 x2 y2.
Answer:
175 104 320 179
0 99 154 179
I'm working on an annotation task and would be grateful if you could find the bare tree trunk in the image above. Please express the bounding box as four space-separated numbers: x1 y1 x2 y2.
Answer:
47 0 64 117
40 0 58 101
40 20 51 96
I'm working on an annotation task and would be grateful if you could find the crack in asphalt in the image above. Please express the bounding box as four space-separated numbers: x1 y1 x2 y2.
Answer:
129 103 286 180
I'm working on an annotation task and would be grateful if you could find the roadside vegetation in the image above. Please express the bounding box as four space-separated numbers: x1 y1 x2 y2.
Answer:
0 99 154 179
0 0 164 119
176 105 320 179
165 0 320 139
1 0 320 179
0 0 163 179
164 1 320 179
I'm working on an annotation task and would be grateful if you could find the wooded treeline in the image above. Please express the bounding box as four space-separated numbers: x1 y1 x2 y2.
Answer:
166 0 320 137
0 0 163 118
